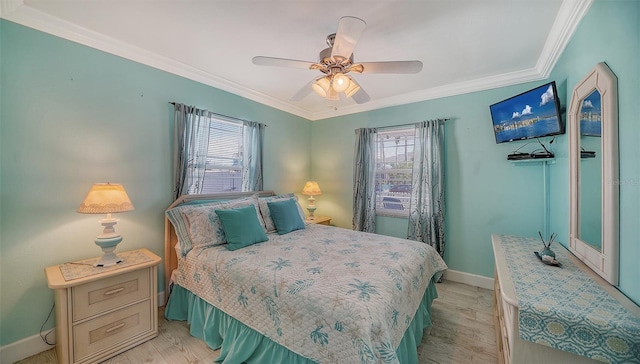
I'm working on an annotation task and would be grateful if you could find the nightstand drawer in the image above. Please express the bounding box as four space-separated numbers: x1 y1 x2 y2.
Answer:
73 300 152 362
72 268 150 321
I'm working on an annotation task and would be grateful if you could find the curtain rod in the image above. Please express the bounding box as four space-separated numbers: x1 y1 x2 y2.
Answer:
168 102 264 126
377 118 451 131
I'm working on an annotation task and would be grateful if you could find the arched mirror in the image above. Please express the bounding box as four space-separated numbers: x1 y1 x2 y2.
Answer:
569 62 619 285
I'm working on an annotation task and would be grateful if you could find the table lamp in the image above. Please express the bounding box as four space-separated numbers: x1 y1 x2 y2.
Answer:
77 183 134 267
301 181 322 220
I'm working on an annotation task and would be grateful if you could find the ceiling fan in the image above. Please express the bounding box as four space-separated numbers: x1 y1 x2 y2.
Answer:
252 16 423 104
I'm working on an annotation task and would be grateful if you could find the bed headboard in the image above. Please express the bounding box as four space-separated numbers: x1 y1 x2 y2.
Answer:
163 190 276 303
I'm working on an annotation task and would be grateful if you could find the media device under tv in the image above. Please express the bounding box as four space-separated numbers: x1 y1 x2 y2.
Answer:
490 81 564 144
506 139 555 160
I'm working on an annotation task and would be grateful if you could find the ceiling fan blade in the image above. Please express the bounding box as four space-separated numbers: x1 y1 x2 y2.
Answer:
290 78 317 101
252 56 315 70
358 61 423 74
331 16 366 60
352 87 370 104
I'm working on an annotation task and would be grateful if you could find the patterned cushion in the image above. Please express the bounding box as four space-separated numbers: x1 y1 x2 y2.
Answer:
258 193 306 233
166 194 265 255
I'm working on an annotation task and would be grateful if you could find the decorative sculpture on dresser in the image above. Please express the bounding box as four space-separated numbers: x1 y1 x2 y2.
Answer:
537 232 560 266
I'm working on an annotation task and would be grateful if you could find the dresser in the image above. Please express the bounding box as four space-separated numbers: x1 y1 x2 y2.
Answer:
492 234 640 364
45 248 161 364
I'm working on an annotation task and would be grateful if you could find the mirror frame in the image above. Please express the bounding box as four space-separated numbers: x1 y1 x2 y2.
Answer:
569 62 619 285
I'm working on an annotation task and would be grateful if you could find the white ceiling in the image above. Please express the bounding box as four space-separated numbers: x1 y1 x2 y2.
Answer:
1 0 592 120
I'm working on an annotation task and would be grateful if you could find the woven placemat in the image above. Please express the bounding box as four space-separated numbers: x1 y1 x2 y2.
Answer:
59 250 153 281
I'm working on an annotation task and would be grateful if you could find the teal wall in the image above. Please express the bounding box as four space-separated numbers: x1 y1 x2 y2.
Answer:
0 20 310 346
547 0 640 304
312 80 550 279
1 0 639 352
312 0 639 304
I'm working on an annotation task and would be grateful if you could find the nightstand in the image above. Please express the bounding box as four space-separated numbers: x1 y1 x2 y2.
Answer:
306 215 331 225
45 248 161 364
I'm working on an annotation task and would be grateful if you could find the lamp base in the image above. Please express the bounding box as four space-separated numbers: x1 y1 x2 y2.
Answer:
94 236 123 267
307 195 317 220
307 206 317 220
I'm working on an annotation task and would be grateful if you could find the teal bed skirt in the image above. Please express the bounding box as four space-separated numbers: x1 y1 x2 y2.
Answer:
165 278 439 363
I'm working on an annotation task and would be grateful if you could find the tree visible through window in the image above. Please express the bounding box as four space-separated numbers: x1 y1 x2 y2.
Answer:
199 119 243 194
375 128 415 216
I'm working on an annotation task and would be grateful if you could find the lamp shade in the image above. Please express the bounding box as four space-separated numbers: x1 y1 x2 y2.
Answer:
332 73 350 93
325 87 340 101
344 76 361 98
301 181 322 196
312 77 331 97
78 183 134 214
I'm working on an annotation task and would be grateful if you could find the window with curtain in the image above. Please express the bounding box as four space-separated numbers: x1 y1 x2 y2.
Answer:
353 119 445 257
375 128 415 216
198 119 244 194
172 103 264 198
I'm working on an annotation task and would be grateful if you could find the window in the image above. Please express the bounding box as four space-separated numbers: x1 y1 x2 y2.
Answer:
195 118 244 194
375 128 415 216
173 102 263 197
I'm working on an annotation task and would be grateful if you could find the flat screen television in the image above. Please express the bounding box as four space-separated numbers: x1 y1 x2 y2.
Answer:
490 81 564 143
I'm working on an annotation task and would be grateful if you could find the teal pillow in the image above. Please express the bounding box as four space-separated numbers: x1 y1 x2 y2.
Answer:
215 205 268 251
267 199 306 235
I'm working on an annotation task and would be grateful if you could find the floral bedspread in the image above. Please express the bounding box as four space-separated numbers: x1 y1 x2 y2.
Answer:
175 224 447 363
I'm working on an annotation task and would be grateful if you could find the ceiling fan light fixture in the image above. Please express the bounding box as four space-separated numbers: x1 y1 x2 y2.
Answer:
344 76 360 98
326 86 340 101
253 16 423 105
332 72 350 93
312 76 331 97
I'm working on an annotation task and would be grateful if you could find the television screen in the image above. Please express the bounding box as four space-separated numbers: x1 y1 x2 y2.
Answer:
490 81 564 143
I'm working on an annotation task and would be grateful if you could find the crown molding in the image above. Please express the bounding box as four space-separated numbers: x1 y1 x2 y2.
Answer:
536 0 594 77
1 0 591 122
0 1 315 120
314 0 593 121
311 67 546 120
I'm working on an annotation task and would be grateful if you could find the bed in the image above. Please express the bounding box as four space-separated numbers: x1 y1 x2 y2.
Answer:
163 191 447 363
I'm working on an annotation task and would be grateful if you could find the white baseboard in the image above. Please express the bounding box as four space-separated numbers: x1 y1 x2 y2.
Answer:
158 290 166 306
0 331 56 364
443 269 494 290
0 290 167 363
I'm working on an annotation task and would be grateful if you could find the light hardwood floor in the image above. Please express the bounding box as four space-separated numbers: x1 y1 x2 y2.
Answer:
17 280 496 364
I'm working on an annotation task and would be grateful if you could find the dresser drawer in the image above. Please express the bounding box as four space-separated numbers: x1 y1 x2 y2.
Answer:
72 268 150 321
73 300 152 362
